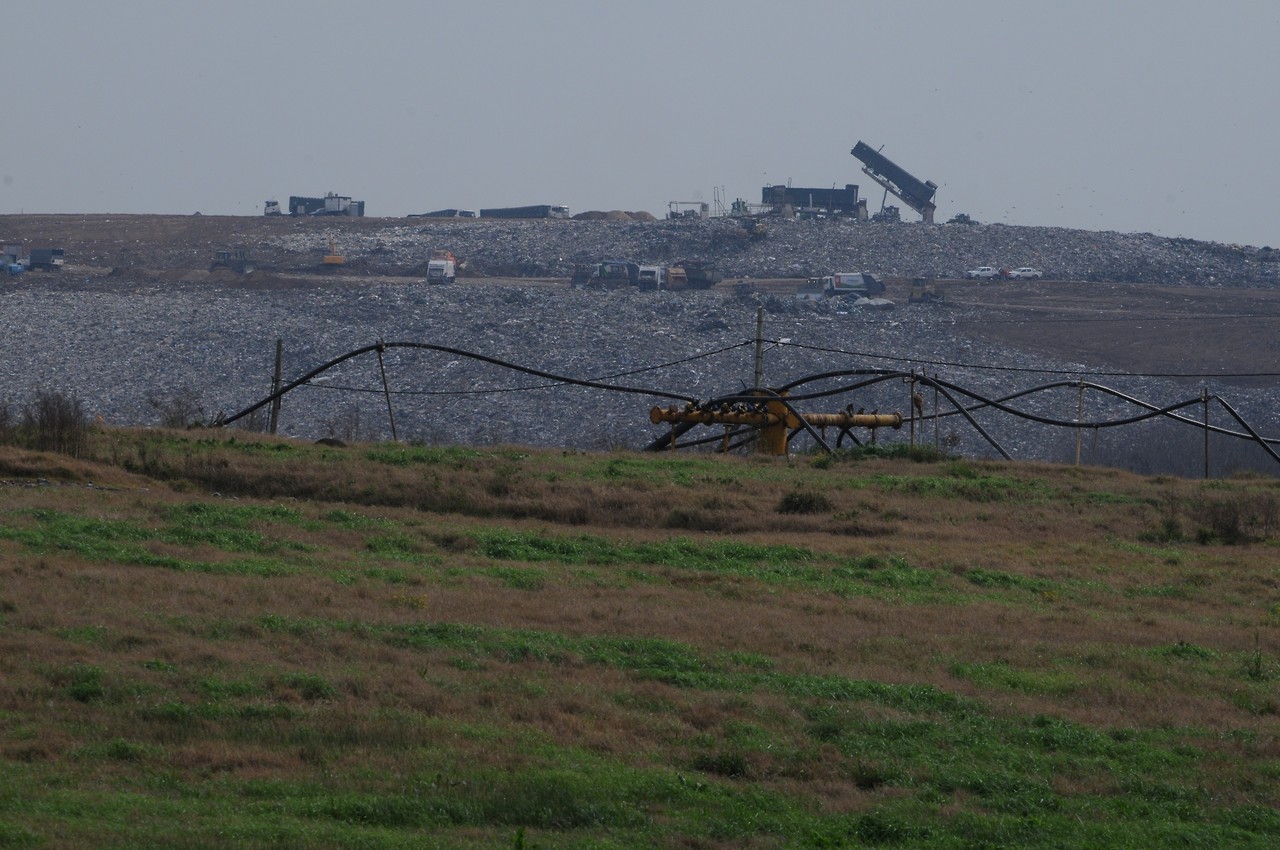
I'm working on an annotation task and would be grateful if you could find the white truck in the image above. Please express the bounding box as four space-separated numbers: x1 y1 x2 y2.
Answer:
636 265 666 290
822 272 885 298
426 249 458 284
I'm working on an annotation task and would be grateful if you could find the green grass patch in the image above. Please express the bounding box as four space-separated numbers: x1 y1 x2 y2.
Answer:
960 567 1054 594
469 529 812 571
864 472 1051 502
364 445 485 468
481 566 547 591
321 509 393 530
0 508 300 575
1127 584 1195 600
1153 641 1221 662
56 625 108 645
950 660 1083 696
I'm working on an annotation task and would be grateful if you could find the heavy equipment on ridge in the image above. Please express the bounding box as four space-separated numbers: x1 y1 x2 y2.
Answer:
851 141 938 222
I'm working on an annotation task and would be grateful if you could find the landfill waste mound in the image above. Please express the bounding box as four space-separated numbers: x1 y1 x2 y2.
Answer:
1 214 1277 475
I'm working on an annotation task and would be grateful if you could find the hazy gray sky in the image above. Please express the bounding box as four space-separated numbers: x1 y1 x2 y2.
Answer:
3 0 1277 247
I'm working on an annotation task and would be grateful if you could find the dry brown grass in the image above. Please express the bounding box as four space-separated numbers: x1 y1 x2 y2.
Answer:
2 429 1280 845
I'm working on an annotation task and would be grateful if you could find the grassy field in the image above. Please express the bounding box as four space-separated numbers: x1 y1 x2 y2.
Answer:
1 428 1278 848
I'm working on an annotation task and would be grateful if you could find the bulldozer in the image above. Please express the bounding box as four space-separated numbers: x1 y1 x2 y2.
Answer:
210 248 252 273
737 216 766 241
908 277 943 304
322 235 344 266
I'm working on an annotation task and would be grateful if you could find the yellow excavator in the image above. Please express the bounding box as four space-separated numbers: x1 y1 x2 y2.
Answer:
323 235 344 266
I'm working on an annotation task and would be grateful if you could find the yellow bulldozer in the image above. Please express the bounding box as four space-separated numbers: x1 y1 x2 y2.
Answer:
908 277 943 303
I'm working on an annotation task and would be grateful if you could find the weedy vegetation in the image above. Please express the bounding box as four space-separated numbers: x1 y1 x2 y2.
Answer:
0 419 1278 848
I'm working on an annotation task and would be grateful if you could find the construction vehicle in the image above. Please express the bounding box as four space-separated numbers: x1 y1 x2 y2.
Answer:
678 260 723 289
822 272 885 299
851 141 938 223
427 249 458 284
322 236 344 266
572 260 639 288
737 216 766 240
409 208 478 218
2 245 23 274
667 201 709 220
636 265 665 290
210 248 252 273
908 277 944 303
761 184 867 220
26 248 64 271
290 193 365 217
3 245 63 273
479 204 570 219
664 265 691 290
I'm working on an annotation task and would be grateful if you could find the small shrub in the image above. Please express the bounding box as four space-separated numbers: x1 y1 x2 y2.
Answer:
692 750 751 779
777 491 833 514
21 389 90 457
664 509 722 531
64 664 106 703
1141 513 1185 544
147 385 206 428
1157 641 1220 661
1193 495 1251 544
0 401 14 445
282 672 336 701
324 402 374 443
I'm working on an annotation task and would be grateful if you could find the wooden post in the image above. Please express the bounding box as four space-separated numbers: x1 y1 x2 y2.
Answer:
753 307 765 390
1075 381 1084 466
908 373 916 448
933 378 939 450
376 343 398 442
1203 387 1210 479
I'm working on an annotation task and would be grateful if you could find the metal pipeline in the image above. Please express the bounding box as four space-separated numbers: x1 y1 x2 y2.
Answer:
649 406 901 430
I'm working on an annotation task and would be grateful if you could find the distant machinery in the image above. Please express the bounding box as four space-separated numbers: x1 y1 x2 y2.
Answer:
761 183 867 219
851 141 938 223
478 205 570 219
322 235 344 266
290 193 365 217
667 201 710 220
210 248 252 273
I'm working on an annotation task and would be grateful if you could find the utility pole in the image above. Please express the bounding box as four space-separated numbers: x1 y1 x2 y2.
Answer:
376 342 398 442
1075 382 1084 466
908 373 916 447
1203 387 1210 479
753 307 765 390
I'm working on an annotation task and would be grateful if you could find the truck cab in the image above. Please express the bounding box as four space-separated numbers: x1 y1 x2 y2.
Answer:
636 265 665 290
426 249 458 284
823 272 885 298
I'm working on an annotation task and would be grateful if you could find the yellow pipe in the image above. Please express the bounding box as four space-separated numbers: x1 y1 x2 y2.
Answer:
649 406 902 430
650 406 780 426
803 412 904 429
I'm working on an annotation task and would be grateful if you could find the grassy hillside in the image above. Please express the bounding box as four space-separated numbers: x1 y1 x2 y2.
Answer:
1 429 1279 848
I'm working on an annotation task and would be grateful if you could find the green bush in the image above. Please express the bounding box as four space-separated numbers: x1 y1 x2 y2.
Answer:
777 491 834 514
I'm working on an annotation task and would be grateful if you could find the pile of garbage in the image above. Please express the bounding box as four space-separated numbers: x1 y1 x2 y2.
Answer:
247 217 1279 288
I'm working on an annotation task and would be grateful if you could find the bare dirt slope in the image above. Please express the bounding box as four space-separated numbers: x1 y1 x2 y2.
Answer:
918 279 1280 384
